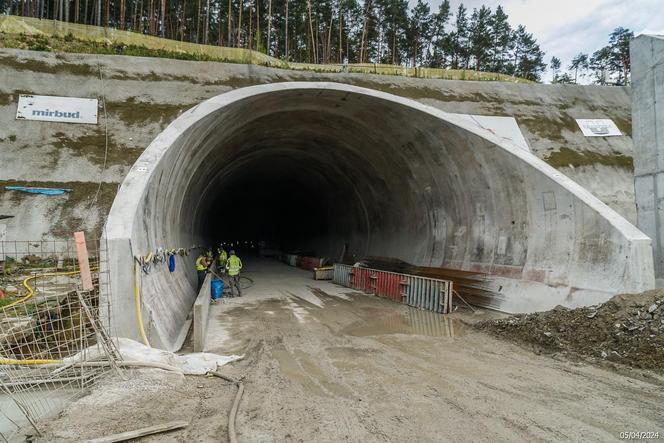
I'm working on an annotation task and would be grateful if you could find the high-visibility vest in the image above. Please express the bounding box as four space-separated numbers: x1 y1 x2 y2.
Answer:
226 255 242 276
218 250 228 264
195 256 207 271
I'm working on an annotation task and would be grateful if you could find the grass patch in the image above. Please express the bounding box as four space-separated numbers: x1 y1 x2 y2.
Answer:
52 130 140 167
343 78 491 102
517 115 580 142
0 93 15 106
611 115 632 137
0 52 98 76
545 147 634 169
106 98 194 125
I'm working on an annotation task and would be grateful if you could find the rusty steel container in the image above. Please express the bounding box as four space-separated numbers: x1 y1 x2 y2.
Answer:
332 263 453 314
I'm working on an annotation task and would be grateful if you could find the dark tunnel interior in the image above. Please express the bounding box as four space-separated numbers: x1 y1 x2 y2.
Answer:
199 145 374 260
206 173 334 254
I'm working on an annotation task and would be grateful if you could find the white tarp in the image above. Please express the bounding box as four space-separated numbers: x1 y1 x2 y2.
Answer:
16 94 98 124
576 119 622 137
62 338 244 375
453 114 531 152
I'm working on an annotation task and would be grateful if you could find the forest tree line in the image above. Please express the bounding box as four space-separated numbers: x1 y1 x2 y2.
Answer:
3 0 550 80
549 27 633 86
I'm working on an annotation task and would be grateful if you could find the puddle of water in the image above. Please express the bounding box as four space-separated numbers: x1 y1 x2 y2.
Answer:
342 308 465 338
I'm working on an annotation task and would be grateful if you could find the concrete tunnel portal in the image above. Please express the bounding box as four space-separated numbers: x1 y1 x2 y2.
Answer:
103 82 654 351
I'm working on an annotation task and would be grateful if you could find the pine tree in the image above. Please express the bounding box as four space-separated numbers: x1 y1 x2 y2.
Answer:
590 46 611 85
608 27 633 85
489 5 510 73
556 72 574 84
428 0 450 68
509 25 545 81
450 3 468 69
569 53 588 83
381 0 408 65
468 5 491 71
550 56 561 83
407 0 431 67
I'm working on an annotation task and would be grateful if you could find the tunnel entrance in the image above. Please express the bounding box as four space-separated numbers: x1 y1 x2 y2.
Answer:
201 145 371 261
103 82 652 350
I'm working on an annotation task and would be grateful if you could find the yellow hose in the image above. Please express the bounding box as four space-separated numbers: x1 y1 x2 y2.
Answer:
0 267 99 365
3 269 97 310
134 260 151 347
0 358 62 365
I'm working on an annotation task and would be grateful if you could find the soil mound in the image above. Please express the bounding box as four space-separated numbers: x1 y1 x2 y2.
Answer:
476 289 664 374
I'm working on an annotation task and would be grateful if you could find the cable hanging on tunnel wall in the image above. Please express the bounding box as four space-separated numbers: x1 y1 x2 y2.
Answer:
134 247 193 275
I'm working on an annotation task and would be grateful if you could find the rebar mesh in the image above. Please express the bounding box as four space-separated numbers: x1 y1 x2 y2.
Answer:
0 239 120 439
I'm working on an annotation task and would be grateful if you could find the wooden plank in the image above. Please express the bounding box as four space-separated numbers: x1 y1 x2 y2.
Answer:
81 420 188 443
74 231 93 291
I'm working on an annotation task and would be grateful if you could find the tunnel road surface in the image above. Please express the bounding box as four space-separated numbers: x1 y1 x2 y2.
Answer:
204 259 664 442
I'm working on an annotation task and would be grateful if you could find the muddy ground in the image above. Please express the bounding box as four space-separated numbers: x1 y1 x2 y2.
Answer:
30 369 237 442
30 262 664 442
476 290 664 375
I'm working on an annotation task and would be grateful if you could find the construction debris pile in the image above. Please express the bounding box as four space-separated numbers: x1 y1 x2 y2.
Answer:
476 290 664 374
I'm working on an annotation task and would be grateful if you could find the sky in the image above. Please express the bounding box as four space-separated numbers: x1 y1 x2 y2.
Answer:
427 0 664 82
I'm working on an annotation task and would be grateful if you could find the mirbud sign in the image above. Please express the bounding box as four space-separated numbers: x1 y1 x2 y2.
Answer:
16 94 98 124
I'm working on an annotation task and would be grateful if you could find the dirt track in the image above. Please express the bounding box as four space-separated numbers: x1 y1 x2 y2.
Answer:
35 261 664 442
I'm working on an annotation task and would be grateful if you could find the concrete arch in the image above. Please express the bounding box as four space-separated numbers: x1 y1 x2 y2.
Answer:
103 82 654 350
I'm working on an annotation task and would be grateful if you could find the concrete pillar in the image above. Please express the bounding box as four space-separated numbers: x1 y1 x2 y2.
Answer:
632 35 664 285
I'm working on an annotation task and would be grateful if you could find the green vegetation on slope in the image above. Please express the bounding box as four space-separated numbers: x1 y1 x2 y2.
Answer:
0 32 237 63
545 147 633 170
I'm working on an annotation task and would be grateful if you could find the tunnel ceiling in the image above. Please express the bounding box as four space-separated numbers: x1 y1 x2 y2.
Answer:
104 82 653 350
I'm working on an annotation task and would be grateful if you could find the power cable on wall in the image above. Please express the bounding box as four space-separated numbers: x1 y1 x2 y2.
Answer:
84 58 110 225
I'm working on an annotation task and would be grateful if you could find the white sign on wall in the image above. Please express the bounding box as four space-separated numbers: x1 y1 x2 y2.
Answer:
16 94 98 124
576 119 622 137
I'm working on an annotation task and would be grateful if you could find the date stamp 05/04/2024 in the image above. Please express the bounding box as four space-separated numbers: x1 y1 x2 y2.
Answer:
619 432 661 440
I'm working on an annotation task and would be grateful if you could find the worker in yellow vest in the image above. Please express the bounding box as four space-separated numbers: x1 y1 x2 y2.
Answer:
226 249 243 297
218 247 228 272
195 252 211 292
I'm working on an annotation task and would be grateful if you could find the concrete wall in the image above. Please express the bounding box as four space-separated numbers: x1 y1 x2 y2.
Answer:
0 48 638 245
632 34 664 285
193 273 212 352
104 83 653 350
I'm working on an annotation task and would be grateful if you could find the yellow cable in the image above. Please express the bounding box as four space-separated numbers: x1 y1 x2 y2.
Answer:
0 358 62 365
1 267 99 365
1 262 151 366
3 268 98 310
134 260 151 347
